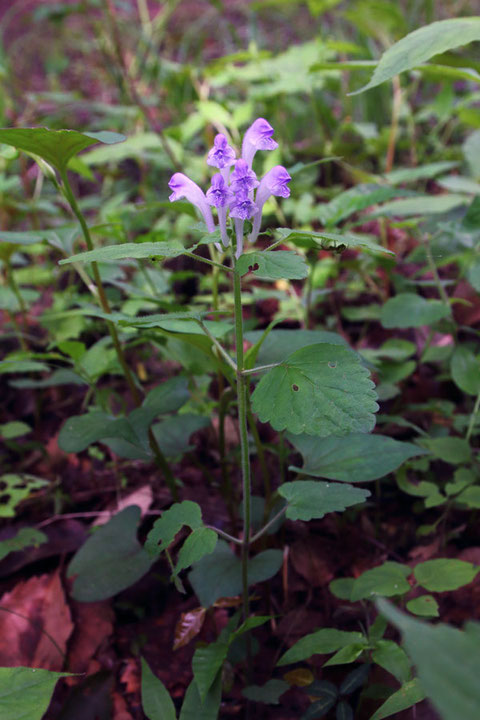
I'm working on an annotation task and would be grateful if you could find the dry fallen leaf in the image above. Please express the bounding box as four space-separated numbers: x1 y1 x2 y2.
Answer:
0 570 73 670
173 607 206 650
112 691 134 720
93 485 153 526
67 600 114 674
120 658 141 695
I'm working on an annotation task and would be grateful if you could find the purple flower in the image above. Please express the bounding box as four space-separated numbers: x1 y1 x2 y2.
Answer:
230 190 258 221
207 133 236 169
241 118 278 168
168 172 215 233
250 166 291 243
206 174 235 208
230 159 259 194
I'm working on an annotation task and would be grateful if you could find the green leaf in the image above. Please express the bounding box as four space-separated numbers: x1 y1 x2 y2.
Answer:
0 666 71 720
192 641 228 703
385 161 459 185
421 437 471 465
414 559 479 592
350 18 480 95
456 486 480 509
278 481 370 521
58 411 135 454
308 184 411 227
350 562 411 602
142 377 190 414
59 240 188 265
151 415 210 458
450 346 480 396
329 578 355 600
406 595 439 618
323 643 366 666
336 700 354 720
0 421 31 439
145 501 203 557
288 433 426 483
68 506 153 601
369 678 425 720
0 528 47 562
275 228 394 254
236 250 308 280
242 679 289 704
339 663 370 695
251 343 378 436
371 195 469 217
377 599 480 720
179 675 221 720
0 127 124 172
372 640 411 684
277 629 363 666
380 293 450 329
141 658 176 720
174 528 218 575
245 329 348 366
0 474 48 518
188 541 283 607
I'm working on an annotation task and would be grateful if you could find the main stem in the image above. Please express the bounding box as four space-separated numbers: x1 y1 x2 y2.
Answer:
233 254 251 624
60 169 177 498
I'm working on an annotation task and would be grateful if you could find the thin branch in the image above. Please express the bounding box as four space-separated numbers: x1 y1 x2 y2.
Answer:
242 363 281 376
249 506 288 545
196 320 238 373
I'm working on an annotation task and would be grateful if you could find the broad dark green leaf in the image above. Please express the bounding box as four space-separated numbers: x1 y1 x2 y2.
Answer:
151 415 210 458
372 640 411 684
380 293 450 329
245 329 348 367
420 437 471 465
236 250 308 280
188 541 283 607
0 127 124 171
350 562 411 602
0 666 71 720
414 559 479 592
68 506 153 601
242 679 289 704
178 675 221 720
278 481 370 521
142 377 190 415
336 700 354 720
251 343 378 436
350 18 480 95
174 528 218 575
59 241 187 265
378 599 480 720
192 641 228 703
277 629 363 666
288 433 426 483
141 658 176 720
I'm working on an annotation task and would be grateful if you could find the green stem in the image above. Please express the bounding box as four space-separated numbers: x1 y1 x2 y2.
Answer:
60 169 177 498
232 250 251 626
466 390 480 443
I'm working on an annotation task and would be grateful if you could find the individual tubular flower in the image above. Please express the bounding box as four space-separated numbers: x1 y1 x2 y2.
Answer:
207 133 236 182
230 190 259 258
241 118 278 168
168 173 215 233
250 165 291 244
230 159 259 195
206 174 235 247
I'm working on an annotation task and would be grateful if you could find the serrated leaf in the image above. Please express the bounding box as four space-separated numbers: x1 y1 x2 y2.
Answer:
251 343 378 436
141 658 176 720
0 666 71 720
351 562 411 602
174 528 217 575
245 329 348 366
377 599 480 720
0 127 125 171
145 501 203 557
277 629 363 666
278 481 370 521
236 250 308 280
380 293 450 329
288 433 426 483
59 240 188 265
414 559 479 592
68 506 153 601
350 18 480 94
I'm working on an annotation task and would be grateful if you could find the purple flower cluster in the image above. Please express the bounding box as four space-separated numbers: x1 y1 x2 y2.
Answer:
168 118 291 258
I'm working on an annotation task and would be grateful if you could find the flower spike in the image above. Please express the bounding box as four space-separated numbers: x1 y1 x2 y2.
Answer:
241 118 278 168
231 159 259 195
250 165 291 243
168 172 215 233
206 174 235 246
207 134 236 170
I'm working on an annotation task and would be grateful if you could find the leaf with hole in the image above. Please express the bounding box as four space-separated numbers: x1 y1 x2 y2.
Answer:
251 343 378 436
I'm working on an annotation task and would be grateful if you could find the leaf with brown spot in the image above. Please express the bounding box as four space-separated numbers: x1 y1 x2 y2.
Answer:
173 607 206 650
0 571 73 670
